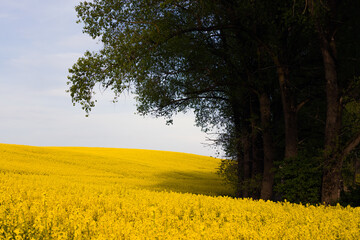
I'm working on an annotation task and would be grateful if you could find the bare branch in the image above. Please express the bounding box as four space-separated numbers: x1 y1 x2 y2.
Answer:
341 131 360 160
296 99 310 113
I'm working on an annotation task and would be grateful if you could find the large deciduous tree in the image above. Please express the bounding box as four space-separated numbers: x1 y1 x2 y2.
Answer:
68 0 360 204
307 0 360 204
68 0 273 198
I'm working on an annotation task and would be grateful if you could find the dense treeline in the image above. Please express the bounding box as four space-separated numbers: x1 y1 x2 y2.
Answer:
68 0 360 205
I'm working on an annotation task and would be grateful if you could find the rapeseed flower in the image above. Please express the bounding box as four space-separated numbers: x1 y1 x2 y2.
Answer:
0 144 359 239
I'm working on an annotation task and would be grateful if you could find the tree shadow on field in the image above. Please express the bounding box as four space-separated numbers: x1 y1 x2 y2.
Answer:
150 170 233 197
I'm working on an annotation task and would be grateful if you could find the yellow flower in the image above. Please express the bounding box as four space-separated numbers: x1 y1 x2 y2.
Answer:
0 143 359 239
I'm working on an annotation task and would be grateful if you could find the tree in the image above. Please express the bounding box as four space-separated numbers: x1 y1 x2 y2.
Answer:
67 0 313 200
68 0 267 198
307 0 360 204
68 0 360 204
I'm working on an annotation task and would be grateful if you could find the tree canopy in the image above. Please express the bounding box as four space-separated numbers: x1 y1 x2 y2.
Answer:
68 0 360 205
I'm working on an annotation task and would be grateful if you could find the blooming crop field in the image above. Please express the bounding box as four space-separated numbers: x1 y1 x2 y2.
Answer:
0 144 359 239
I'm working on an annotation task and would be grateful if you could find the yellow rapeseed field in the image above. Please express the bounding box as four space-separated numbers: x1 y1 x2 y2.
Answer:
0 143 359 239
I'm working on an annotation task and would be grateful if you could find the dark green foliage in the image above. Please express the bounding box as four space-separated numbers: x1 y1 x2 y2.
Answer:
274 151 322 204
341 150 360 191
217 159 237 192
340 185 360 207
217 159 262 198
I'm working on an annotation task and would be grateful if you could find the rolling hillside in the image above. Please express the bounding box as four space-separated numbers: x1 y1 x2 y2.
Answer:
1 143 359 239
0 143 232 196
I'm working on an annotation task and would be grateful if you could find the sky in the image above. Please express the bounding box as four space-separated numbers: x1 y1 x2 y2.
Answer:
0 0 218 156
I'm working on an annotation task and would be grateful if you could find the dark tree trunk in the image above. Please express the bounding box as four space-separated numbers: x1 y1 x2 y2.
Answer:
250 96 262 199
276 64 298 159
259 92 275 200
231 92 253 198
308 0 343 204
314 3 360 203
234 119 243 198
251 132 263 176
231 97 245 198
242 132 252 198
319 33 343 204
322 156 342 204
251 124 263 199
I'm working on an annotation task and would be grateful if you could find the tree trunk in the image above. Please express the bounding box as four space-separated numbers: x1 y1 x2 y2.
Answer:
320 35 342 204
231 97 245 198
316 15 343 205
231 93 253 198
251 97 262 199
234 120 244 198
308 0 343 205
259 92 275 200
251 130 262 178
242 133 251 198
276 64 298 159
251 125 263 199
322 155 342 204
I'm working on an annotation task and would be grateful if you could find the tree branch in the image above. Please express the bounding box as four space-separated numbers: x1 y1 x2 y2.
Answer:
296 99 310 113
166 23 276 59
159 94 229 110
184 87 227 96
171 95 229 104
341 131 360 160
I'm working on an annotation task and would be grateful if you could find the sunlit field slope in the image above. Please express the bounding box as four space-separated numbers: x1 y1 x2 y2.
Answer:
1 143 360 239
0 143 231 196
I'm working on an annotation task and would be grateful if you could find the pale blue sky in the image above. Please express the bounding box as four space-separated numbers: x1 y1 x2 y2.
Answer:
0 0 217 156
